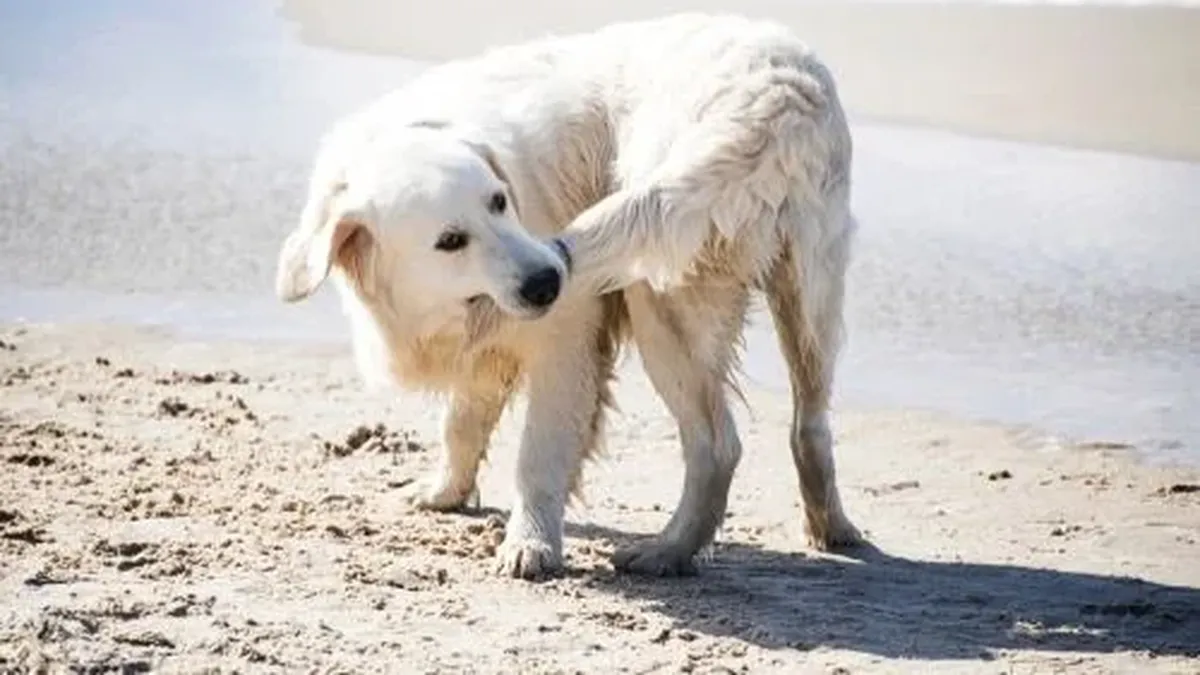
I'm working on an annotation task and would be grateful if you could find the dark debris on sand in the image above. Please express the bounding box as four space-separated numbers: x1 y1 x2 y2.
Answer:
322 423 426 459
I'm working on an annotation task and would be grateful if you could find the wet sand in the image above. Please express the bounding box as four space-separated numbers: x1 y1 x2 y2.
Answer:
1 1 1199 671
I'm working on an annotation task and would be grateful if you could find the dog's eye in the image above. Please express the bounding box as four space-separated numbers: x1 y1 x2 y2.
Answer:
487 191 507 215
435 230 469 252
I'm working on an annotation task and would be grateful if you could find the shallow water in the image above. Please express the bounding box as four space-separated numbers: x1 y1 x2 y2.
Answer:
1 0 1197 463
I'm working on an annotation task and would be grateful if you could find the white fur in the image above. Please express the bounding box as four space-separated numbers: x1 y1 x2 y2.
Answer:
274 12 862 579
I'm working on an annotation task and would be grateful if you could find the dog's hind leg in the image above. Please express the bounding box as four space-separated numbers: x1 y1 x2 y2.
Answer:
763 201 862 551
613 279 749 576
413 368 518 512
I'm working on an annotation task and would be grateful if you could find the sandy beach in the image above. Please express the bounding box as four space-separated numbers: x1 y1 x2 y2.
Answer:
1 323 1198 673
1 0 1199 672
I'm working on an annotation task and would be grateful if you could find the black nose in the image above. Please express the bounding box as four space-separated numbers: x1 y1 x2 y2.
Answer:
517 266 561 309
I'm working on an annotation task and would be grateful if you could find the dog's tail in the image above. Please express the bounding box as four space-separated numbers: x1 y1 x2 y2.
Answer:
554 58 855 341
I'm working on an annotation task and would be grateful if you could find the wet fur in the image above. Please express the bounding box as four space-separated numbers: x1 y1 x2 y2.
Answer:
275 12 862 580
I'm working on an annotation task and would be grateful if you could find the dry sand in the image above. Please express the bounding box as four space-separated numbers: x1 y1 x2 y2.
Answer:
1 322 1197 673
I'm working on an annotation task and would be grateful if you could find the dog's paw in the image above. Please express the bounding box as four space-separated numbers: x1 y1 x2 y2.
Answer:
408 474 479 513
494 534 562 580
805 509 864 552
612 539 699 577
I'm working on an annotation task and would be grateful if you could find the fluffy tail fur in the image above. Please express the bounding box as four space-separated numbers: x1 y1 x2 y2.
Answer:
554 56 855 357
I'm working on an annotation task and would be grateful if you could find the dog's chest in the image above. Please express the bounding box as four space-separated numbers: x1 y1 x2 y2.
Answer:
391 336 521 393
390 336 466 389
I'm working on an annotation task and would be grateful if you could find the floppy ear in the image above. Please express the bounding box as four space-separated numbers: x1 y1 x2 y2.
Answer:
275 189 370 303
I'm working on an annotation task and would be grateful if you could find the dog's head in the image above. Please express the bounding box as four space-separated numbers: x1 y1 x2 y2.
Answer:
274 125 568 324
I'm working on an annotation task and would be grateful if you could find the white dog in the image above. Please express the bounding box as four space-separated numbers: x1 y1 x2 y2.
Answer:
275 13 862 579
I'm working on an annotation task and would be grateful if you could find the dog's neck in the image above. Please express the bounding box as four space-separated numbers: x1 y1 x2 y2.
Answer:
338 276 512 393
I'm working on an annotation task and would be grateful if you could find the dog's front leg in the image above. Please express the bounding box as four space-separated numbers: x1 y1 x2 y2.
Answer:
413 379 514 512
495 350 599 580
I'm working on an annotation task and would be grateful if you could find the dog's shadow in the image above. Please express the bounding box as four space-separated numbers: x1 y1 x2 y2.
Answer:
462 509 1200 661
